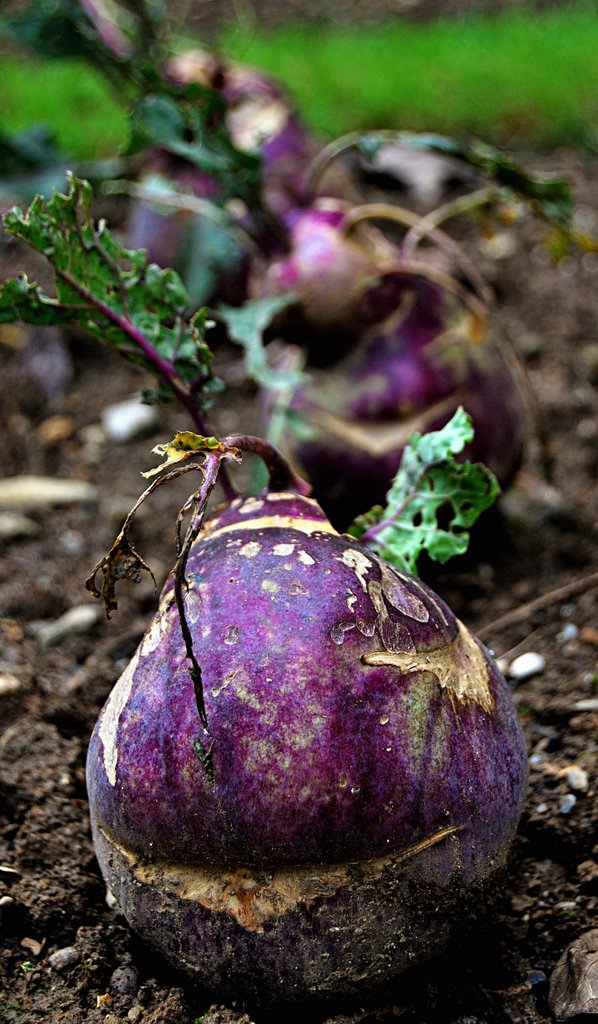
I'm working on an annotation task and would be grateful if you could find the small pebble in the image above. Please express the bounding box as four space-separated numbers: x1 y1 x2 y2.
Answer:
78 423 106 465
35 604 102 649
37 414 74 446
573 698 598 711
48 946 80 972
536 803 548 815
105 887 119 910
0 865 21 881
21 936 44 956
102 395 160 443
557 623 579 643
127 1007 144 1023
109 964 139 997
555 901 578 912
566 766 589 792
559 793 577 816
529 753 543 765
0 674 22 697
527 969 548 988
59 529 85 556
481 230 518 260
508 651 546 682
0 512 40 541
0 475 97 507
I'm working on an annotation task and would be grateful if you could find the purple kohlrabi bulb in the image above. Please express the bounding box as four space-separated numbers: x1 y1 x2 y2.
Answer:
87 489 528 1004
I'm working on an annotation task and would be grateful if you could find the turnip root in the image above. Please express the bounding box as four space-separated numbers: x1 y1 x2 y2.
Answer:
87 487 527 1003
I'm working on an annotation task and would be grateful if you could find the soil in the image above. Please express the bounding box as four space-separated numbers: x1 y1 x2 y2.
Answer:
0 150 597 1024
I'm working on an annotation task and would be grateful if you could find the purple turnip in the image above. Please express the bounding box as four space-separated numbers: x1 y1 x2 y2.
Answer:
166 50 318 218
249 197 405 362
87 468 527 1003
0 176 529 1004
248 197 496 364
252 201 527 527
265 268 526 529
127 51 318 307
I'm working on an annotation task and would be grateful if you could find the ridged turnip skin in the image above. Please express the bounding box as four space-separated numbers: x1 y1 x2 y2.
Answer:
87 491 527 1001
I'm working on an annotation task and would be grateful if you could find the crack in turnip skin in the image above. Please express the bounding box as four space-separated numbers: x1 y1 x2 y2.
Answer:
96 822 462 933
87 491 528 999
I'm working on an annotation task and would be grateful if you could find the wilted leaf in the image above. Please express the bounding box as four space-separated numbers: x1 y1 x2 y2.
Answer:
143 432 241 477
349 407 500 575
85 456 211 616
86 524 154 617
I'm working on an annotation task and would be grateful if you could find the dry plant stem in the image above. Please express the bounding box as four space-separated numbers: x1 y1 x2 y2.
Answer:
478 570 598 643
498 332 554 484
401 187 498 258
342 202 493 306
494 624 549 665
303 129 396 200
174 435 309 751
344 253 489 323
175 452 224 743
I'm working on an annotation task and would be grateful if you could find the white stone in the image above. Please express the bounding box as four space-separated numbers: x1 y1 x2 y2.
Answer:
102 394 160 443
0 476 97 507
0 674 22 697
0 512 40 540
507 651 546 681
566 766 589 792
573 698 598 711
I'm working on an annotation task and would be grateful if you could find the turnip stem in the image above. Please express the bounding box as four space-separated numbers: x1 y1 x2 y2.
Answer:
223 434 311 496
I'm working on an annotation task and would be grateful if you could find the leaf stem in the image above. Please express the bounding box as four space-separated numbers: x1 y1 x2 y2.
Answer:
361 459 442 546
55 263 211 434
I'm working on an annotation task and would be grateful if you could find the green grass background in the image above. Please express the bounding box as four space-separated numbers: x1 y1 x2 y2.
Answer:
1 3 598 159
